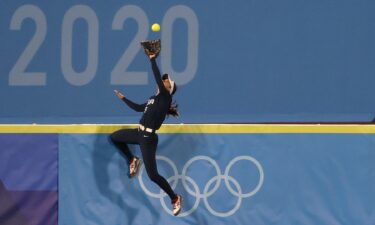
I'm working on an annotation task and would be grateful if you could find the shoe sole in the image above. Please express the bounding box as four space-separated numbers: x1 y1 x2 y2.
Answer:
129 159 142 178
173 196 182 216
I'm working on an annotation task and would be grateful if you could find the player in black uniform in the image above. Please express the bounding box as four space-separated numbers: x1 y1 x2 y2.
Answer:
110 53 182 216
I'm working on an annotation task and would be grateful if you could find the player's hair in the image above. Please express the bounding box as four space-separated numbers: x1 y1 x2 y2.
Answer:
167 101 179 118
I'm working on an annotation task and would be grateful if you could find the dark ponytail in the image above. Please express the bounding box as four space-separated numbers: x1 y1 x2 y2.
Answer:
167 101 179 118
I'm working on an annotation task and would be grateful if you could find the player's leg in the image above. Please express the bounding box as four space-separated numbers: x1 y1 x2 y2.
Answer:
139 134 182 215
110 128 142 177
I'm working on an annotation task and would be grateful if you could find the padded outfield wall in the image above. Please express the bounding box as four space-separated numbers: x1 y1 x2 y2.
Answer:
0 124 374 225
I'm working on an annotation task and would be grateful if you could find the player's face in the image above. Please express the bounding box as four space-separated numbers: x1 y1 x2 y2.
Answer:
163 79 172 93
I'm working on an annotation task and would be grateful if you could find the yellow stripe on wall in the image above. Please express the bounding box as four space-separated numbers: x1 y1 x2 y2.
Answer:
1 124 375 134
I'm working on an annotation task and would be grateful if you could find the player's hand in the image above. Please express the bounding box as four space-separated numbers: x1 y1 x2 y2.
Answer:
149 54 156 59
114 90 124 99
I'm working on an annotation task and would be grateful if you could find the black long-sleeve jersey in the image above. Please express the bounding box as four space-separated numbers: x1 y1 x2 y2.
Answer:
121 58 172 130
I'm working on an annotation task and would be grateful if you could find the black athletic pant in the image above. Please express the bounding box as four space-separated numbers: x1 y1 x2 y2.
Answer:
110 128 177 201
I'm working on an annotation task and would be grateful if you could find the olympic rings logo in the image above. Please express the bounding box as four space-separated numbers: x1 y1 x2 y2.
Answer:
138 155 264 217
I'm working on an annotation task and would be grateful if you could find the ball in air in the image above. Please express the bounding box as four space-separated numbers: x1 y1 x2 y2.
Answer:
151 23 160 32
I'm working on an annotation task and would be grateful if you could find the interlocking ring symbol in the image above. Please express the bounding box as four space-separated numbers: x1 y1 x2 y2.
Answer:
138 155 264 217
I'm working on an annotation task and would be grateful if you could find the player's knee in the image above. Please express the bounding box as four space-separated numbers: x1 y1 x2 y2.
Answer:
109 133 117 143
147 171 160 183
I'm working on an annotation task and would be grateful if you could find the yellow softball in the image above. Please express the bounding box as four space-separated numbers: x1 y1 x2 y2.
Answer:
151 23 160 32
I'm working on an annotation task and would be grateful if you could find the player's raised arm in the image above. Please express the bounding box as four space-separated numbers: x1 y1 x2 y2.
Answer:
148 55 168 94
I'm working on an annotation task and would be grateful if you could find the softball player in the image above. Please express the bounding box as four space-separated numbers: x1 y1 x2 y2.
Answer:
110 54 182 216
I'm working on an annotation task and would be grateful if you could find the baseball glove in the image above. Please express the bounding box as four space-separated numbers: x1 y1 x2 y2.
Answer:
141 39 161 57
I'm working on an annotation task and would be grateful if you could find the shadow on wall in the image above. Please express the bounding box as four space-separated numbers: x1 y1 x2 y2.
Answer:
0 180 29 225
91 134 128 209
90 129 206 219
90 130 159 221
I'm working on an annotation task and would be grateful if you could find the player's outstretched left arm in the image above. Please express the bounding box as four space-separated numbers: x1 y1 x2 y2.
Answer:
114 90 146 112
